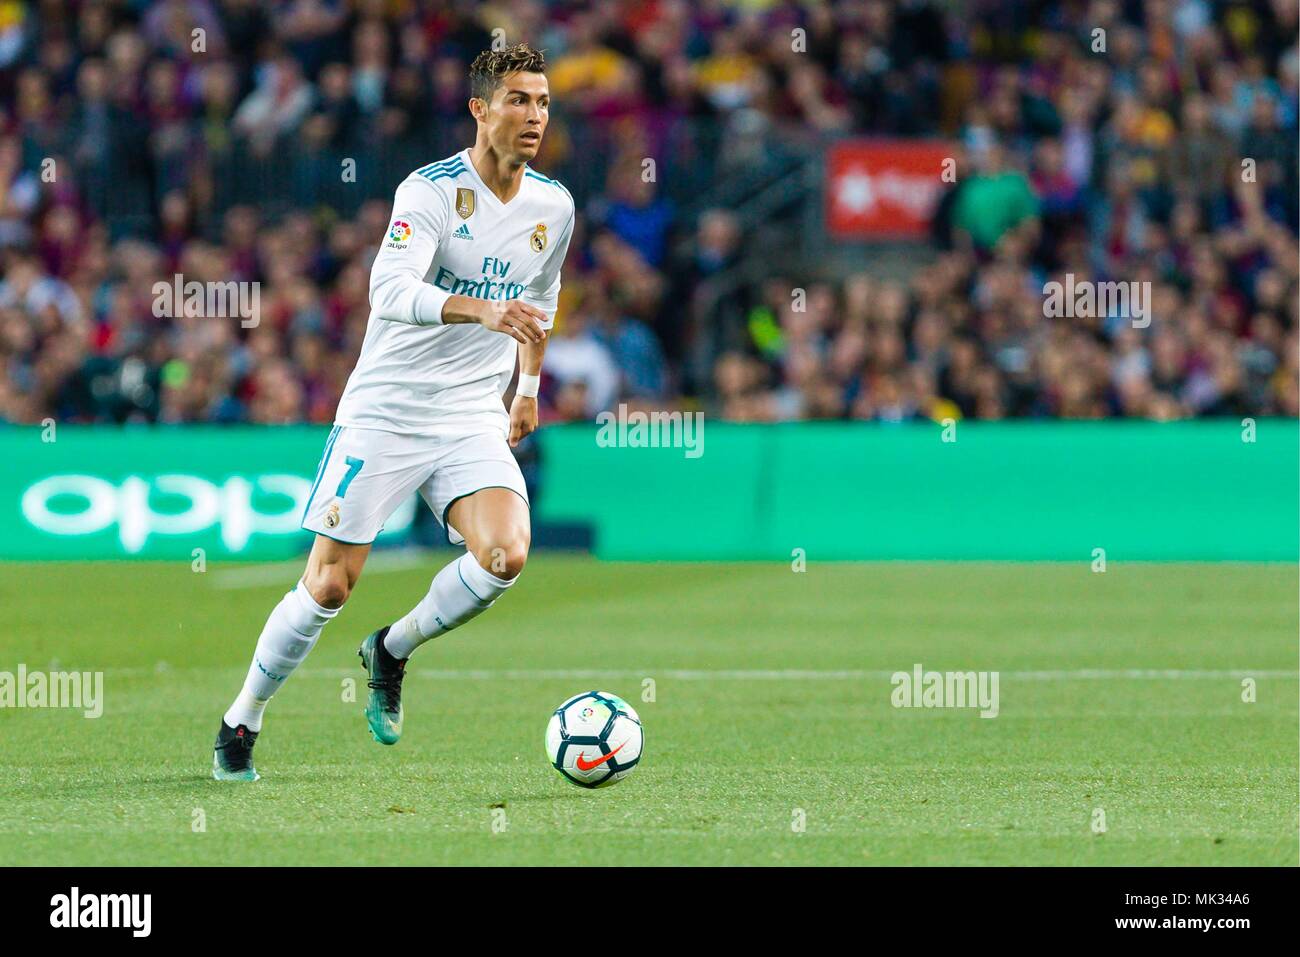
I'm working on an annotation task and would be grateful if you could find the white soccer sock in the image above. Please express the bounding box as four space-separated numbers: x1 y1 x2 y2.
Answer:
385 552 515 659
224 583 339 731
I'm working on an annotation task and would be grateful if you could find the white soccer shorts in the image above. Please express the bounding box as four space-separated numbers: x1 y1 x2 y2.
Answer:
300 425 529 546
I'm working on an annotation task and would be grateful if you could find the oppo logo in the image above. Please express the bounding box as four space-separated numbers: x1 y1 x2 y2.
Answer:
21 473 310 552
20 473 416 553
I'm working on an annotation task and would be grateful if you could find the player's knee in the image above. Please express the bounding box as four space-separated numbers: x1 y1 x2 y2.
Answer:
314 580 351 609
303 566 352 609
476 531 530 580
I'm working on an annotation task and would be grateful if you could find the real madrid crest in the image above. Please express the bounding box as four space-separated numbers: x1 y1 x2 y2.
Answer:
324 501 341 529
455 188 475 220
530 223 548 253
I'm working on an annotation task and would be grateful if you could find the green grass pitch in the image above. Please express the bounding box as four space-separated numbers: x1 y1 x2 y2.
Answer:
0 556 1295 866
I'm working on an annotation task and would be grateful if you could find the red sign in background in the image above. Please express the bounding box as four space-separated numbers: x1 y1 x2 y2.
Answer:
826 140 952 238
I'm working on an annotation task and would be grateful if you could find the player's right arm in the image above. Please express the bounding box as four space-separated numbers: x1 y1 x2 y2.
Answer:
369 179 454 326
441 296 547 344
368 177 545 343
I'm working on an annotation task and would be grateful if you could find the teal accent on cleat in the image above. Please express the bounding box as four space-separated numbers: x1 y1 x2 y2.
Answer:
359 626 405 745
212 720 261 781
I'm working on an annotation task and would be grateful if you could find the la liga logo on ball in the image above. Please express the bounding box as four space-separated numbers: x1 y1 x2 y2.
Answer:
546 691 643 788
387 219 413 247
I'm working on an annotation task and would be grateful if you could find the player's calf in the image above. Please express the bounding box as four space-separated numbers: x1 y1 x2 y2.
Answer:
213 537 368 779
361 554 518 744
222 582 340 730
382 491 530 661
383 550 517 661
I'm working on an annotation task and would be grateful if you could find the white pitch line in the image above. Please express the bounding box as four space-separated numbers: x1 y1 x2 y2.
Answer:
102 667 1299 680
355 668 1300 681
1001 669 1296 680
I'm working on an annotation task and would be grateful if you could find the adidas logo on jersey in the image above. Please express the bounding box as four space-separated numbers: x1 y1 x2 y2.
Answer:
453 223 473 240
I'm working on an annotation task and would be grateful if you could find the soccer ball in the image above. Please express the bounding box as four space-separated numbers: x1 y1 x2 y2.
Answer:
545 691 643 788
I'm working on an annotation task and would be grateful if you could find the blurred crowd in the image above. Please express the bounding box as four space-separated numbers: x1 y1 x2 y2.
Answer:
0 0 1296 426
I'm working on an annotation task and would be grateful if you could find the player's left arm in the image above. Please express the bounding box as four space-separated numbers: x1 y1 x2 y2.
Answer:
509 335 546 447
510 203 576 447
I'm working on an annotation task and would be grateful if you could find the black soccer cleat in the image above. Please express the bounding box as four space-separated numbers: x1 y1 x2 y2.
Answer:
359 626 405 745
212 720 260 781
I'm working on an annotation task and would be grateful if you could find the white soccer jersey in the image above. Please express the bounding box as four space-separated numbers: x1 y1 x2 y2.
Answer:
334 149 576 435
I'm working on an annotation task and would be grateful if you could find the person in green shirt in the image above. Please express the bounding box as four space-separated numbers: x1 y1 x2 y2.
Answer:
952 143 1042 252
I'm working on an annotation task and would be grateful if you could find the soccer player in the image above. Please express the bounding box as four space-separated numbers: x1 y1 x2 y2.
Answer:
213 43 573 780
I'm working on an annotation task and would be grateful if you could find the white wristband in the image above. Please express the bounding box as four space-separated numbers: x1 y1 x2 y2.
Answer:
516 373 541 398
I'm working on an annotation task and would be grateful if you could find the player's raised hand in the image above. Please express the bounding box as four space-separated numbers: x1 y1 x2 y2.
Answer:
482 299 548 344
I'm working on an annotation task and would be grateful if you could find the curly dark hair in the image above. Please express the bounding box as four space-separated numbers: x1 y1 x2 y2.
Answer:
468 43 547 103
